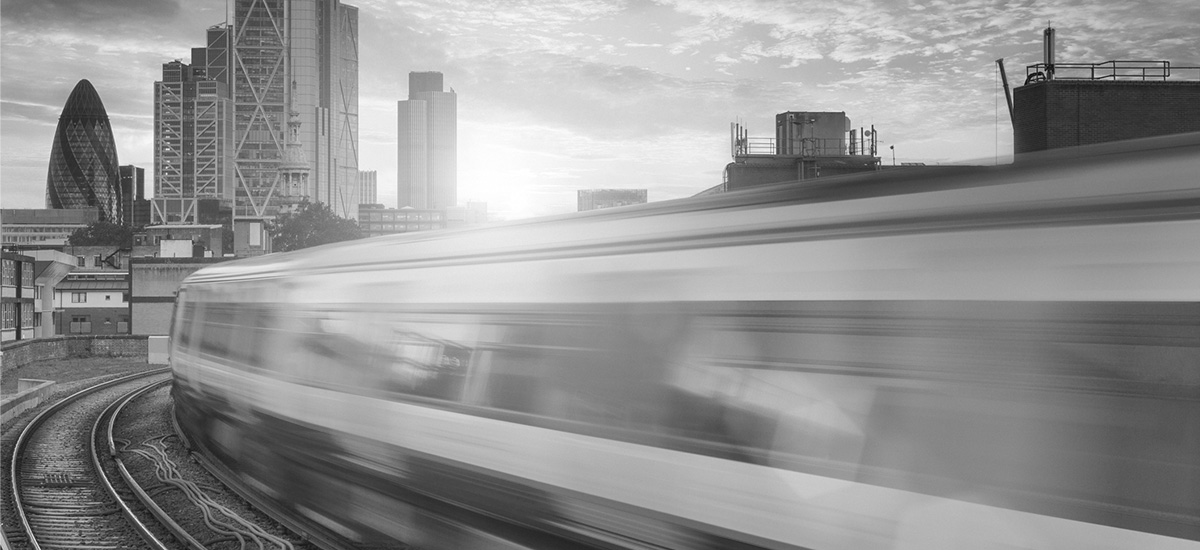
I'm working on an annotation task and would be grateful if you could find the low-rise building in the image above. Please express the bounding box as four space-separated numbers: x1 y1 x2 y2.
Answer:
717 112 881 194
25 250 77 339
1 252 37 342
578 189 647 211
130 256 231 335
54 270 130 335
1 208 99 246
358 204 445 237
140 225 226 257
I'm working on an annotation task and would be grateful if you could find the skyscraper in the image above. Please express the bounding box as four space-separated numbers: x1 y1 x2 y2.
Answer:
159 2 360 226
230 0 360 220
153 52 235 224
119 165 151 228
46 79 122 224
358 170 377 205
398 71 456 210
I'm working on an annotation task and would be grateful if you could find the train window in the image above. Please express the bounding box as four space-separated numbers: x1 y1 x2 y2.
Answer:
176 303 195 353
247 307 280 371
659 316 872 467
257 309 313 380
479 309 679 429
382 332 471 401
475 323 549 414
199 305 236 357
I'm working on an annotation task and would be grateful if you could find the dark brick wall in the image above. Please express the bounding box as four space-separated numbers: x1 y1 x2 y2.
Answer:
1015 80 1200 153
1 335 148 370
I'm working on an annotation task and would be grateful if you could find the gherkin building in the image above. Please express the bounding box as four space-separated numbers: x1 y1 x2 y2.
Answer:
46 79 122 223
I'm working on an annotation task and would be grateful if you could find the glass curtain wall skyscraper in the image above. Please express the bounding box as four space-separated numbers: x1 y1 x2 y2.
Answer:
398 71 456 210
230 0 359 221
156 0 360 226
46 80 122 224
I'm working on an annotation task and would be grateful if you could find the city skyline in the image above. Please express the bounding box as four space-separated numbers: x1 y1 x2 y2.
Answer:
3 0 1198 220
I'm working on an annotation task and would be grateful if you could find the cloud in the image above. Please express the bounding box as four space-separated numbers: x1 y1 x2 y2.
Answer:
1 0 184 25
5 0 1199 215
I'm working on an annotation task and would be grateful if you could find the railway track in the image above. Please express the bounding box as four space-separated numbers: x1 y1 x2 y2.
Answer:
5 369 317 550
9 369 172 549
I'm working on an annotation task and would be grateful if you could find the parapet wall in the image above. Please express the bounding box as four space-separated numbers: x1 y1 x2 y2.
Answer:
1 379 54 425
1014 80 1200 153
1 335 148 371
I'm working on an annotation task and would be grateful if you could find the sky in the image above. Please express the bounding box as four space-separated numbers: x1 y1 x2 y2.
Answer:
2 0 1198 220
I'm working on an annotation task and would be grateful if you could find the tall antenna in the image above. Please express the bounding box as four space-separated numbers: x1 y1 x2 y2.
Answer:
1043 25 1056 80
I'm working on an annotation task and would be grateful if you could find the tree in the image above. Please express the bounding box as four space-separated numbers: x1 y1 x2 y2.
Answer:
266 199 363 252
67 221 134 246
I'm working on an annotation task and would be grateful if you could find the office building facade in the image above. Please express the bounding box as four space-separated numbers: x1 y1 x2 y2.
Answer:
161 2 360 226
1 252 37 342
230 0 360 220
46 80 123 224
1 209 99 246
153 54 235 225
119 165 152 228
359 170 377 205
398 71 456 210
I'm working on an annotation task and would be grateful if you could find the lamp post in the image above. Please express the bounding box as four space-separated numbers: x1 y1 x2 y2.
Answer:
890 145 895 166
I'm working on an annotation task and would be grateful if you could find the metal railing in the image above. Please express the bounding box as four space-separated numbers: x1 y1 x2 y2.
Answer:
1026 60 1200 82
734 137 852 157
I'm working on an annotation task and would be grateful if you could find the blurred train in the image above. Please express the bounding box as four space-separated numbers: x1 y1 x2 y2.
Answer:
171 133 1200 549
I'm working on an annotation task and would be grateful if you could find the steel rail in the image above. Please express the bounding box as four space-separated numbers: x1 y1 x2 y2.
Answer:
95 377 205 549
9 368 169 550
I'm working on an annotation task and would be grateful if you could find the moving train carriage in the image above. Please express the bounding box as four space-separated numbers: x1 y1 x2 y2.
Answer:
171 133 1200 549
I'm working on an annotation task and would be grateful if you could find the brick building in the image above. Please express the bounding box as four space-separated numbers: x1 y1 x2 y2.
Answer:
1014 61 1200 154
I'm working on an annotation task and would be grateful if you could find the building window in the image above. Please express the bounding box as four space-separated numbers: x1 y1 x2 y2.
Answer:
2 259 14 285
70 315 91 334
105 295 111 301
77 256 86 267
2 303 13 329
71 292 87 303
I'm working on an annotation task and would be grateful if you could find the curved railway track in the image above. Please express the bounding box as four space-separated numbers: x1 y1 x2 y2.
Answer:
5 368 317 550
9 369 172 549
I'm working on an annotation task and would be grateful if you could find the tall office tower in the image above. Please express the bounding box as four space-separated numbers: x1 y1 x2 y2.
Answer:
229 0 360 222
46 80 122 224
119 165 151 228
358 170 377 204
153 55 235 225
398 71 456 209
